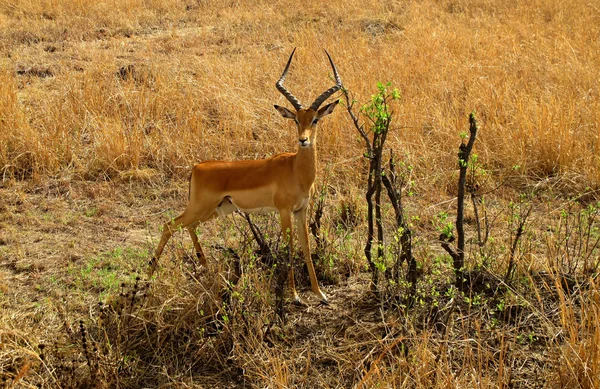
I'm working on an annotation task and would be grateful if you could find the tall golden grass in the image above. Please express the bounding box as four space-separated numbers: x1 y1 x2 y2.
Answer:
2 0 600 388
1 0 599 189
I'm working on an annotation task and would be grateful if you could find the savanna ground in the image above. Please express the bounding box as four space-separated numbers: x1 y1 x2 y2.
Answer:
1 0 600 387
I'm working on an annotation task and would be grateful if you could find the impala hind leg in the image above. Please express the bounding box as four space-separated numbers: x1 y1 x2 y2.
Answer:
150 199 222 276
187 221 208 266
295 208 328 303
187 197 238 266
149 209 204 276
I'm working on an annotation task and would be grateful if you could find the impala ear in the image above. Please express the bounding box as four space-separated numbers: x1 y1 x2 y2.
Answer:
317 100 339 119
274 105 297 119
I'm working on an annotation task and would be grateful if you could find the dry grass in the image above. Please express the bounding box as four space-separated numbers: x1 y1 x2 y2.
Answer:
1 0 600 387
1 0 599 186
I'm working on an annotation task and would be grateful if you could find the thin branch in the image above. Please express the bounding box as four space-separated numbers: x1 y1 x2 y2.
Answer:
342 88 372 157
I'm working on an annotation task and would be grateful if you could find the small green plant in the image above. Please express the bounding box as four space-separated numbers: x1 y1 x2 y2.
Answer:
464 292 485 307
545 199 600 275
344 81 402 294
361 82 400 136
435 211 455 240
496 299 506 312
345 81 420 308
505 192 534 283
84 207 97 217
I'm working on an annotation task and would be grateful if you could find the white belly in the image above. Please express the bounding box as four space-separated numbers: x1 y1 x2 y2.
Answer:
215 196 277 216
239 206 278 215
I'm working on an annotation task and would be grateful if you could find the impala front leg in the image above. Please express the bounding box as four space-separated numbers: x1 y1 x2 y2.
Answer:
279 210 301 304
295 207 328 303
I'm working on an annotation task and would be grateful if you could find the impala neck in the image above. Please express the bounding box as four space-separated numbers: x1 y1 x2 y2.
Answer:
294 142 317 191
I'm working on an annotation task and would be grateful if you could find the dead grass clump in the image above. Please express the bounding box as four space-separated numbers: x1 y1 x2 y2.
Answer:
0 328 36 386
15 64 54 78
0 70 46 180
34 260 278 388
0 0 186 50
547 279 600 389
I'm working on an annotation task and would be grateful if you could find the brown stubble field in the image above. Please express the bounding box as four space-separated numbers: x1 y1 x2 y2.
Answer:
1 0 600 387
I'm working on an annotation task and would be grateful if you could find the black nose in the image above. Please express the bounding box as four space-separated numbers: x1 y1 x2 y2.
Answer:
299 137 308 144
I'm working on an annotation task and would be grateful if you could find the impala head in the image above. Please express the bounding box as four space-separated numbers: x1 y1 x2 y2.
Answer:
274 48 342 148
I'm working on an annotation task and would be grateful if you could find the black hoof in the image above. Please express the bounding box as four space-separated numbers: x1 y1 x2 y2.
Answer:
147 257 158 277
292 298 308 307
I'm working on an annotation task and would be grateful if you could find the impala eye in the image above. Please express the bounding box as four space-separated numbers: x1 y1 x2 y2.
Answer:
312 118 319 125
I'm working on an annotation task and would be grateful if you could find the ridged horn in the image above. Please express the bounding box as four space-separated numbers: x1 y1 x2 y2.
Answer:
309 50 343 111
275 48 304 111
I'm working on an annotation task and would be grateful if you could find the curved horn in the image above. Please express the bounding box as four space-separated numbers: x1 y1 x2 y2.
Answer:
275 48 303 111
309 50 343 111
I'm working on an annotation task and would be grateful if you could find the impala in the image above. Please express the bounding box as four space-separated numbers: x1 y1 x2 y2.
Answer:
149 49 342 304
